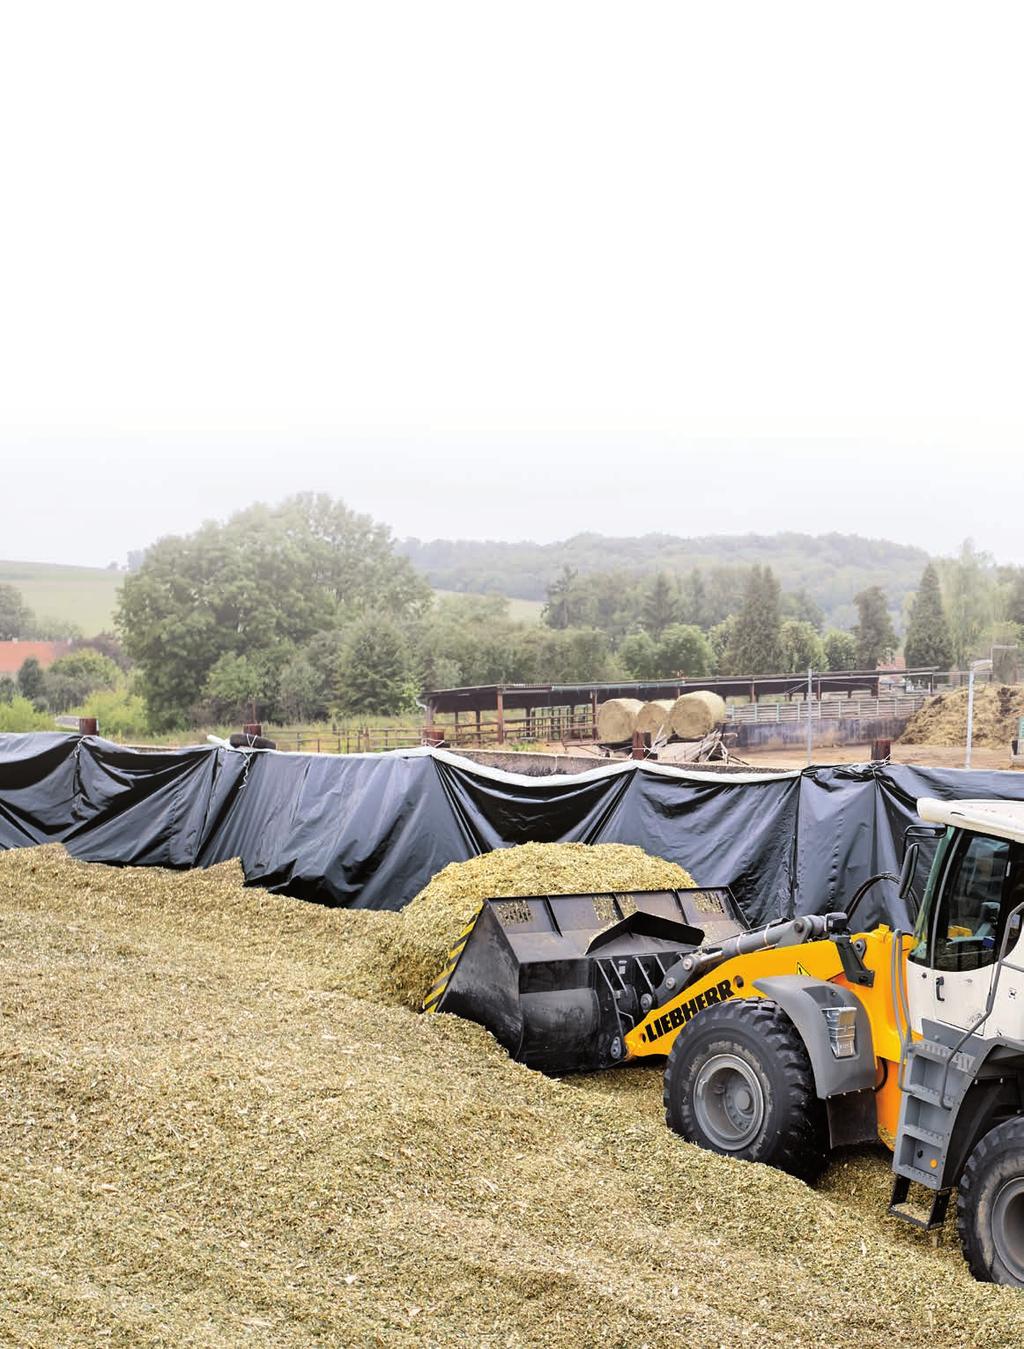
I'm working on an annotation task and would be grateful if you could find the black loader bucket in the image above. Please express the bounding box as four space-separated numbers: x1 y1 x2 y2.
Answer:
425 887 743 1074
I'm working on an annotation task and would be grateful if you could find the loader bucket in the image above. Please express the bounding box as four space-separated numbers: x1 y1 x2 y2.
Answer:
425 887 742 1074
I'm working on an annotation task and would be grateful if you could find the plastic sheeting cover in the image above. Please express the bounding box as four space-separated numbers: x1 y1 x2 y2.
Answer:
3 733 1024 926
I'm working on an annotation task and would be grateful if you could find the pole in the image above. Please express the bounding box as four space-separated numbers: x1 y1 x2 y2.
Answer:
965 658 993 769
806 666 813 765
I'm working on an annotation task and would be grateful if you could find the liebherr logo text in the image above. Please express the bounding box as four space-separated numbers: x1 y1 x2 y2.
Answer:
641 979 734 1043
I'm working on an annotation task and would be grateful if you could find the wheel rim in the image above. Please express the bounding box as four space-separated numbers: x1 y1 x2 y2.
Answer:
992 1177 1024 1282
693 1052 766 1151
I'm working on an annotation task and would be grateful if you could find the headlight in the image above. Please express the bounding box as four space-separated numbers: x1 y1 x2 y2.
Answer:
822 1005 857 1058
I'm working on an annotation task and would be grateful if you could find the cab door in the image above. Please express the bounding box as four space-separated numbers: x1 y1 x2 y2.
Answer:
906 831 1013 1034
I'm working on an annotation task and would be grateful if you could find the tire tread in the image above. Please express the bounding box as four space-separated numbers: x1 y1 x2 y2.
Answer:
956 1115 1024 1284
663 998 828 1181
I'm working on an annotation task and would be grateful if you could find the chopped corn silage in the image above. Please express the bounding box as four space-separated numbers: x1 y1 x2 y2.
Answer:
376 841 696 1010
3 846 1024 1346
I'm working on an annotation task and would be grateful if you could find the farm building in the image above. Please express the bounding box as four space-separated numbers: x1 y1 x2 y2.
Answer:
0 639 73 675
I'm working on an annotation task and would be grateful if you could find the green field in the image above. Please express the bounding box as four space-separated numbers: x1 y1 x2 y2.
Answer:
1 562 545 643
433 589 544 621
0 560 122 636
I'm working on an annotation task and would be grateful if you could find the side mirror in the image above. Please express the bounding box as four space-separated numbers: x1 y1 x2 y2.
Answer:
899 843 920 900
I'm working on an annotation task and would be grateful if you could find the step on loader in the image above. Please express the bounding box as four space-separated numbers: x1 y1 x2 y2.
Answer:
427 797 1024 1286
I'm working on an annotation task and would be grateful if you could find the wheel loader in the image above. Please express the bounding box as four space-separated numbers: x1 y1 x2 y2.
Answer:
427 797 1024 1285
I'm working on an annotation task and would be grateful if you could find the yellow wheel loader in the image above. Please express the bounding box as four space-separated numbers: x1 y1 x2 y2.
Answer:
428 797 1024 1285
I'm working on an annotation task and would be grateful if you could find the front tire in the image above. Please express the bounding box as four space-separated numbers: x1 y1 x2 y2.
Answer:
957 1117 1024 1285
663 998 828 1182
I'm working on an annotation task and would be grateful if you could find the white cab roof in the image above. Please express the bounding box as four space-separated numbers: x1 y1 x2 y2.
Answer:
918 797 1024 845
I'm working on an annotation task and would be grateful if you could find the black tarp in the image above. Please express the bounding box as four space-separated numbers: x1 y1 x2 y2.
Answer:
3 733 1024 926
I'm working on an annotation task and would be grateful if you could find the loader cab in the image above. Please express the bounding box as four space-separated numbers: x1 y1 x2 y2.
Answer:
907 800 1024 1037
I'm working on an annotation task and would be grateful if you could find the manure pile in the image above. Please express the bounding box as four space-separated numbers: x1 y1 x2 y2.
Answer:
900 683 1024 750
2 846 1024 1346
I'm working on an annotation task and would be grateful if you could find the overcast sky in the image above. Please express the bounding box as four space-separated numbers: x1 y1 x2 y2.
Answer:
2 2 1022 567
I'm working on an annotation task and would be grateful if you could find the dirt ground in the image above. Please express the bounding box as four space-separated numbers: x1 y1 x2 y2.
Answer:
739 742 1017 771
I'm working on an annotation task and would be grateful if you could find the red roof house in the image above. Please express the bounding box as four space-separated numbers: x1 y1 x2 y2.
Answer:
0 639 74 676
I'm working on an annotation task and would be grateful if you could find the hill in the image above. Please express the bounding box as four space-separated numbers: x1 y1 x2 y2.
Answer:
0 560 122 636
400 531 929 627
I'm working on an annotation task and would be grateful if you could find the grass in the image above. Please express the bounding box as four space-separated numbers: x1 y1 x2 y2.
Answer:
0 559 122 636
433 588 544 622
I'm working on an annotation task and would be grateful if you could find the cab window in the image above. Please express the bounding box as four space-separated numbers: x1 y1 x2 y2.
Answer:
932 833 1011 972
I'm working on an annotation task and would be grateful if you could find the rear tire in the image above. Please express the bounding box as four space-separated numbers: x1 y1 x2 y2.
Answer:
957 1117 1024 1285
663 998 828 1182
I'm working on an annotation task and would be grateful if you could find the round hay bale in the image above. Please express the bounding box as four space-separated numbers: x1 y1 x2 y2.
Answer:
596 697 644 743
635 699 675 739
669 690 726 740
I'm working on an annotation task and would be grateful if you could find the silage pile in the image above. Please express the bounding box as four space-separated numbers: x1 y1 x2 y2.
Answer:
376 841 696 1009
2 845 1024 1345
900 683 1024 750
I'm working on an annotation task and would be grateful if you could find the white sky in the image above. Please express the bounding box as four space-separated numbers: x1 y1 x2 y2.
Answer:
1 2 1022 566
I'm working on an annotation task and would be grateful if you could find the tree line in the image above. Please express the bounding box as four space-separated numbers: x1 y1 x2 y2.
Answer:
399 529 930 626
2 498 1021 734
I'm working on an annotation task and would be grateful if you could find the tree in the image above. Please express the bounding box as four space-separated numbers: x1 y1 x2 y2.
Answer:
823 630 858 671
779 620 825 672
640 572 679 638
726 566 784 674
542 566 581 629
334 617 417 716
709 616 739 674
852 587 897 669
78 687 150 739
0 676 15 704
277 653 330 723
201 652 279 723
904 563 954 670
0 695 53 732
45 649 120 713
1005 568 1024 628
0 583 32 639
80 631 130 671
679 568 709 629
117 493 431 729
781 589 824 633
941 540 995 667
531 627 620 683
657 624 713 678
17 657 47 707
618 631 661 680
